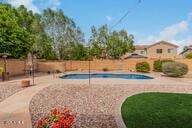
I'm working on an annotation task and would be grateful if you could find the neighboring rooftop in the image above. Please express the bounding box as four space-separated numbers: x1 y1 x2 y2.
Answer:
135 41 179 50
135 45 149 50
121 52 147 59
124 53 148 59
148 41 179 48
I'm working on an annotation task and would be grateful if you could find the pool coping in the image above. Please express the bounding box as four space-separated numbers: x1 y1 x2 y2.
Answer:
60 72 154 80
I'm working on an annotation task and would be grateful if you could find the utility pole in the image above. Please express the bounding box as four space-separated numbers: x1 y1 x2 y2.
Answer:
32 53 35 86
89 57 91 87
88 44 91 87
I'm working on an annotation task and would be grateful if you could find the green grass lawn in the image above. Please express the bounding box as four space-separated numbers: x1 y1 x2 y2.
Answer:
121 93 192 128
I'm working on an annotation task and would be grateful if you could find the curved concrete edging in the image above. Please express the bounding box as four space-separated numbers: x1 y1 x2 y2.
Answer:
115 96 129 128
0 76 55 128
115 92 142 128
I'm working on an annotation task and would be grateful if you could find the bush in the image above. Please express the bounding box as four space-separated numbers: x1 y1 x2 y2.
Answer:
102 68 108 72
56 69 61 73
35 107 76 128
185 52 192 59
153 59 174 72
162 62 188 77
0 67 4 74
136 61 150 73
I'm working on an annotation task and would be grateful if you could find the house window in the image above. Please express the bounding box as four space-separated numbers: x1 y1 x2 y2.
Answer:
140 51 145 54
156 49 163 54
168 48 174 54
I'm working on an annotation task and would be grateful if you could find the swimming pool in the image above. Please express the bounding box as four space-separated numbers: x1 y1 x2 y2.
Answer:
60 74 153 80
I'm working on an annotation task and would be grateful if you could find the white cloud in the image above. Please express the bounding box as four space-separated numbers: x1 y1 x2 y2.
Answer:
43 0 61 10
7 0 40 13
138 20 188 44
170 36 192 53
137 19 191 53
7 0 61 13
159 21 188 40
130 31 137 36
106 16 112 21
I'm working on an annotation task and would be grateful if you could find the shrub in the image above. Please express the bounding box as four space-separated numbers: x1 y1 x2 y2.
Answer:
185 52 192 59
136 61 150 73
56 69 61 73
35 107 76 128
153 59 174 72
47 71 51 74
0 67 3 74
102 68 108 72
162 62 188 77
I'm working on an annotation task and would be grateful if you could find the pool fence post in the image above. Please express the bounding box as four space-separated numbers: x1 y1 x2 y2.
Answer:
89 59 91 87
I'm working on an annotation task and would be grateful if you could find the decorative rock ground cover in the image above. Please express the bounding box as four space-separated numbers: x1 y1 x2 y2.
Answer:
30 81 192 128
0 81 23 102
30 84 133 128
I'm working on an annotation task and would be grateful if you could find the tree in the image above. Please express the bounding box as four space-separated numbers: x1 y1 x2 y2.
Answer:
89 25 109 58
107 30 135 59
89 25 135 59
0 4 32 58
1 3 136 60
0 4 56 59
17 5 34 31
71 43 88 60
42 8 85 60
183 46 189 51
17 5 55 59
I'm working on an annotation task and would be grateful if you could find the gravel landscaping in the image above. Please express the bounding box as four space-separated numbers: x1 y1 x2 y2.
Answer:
29 81 192 128
30 84 135 128
0 81 23 102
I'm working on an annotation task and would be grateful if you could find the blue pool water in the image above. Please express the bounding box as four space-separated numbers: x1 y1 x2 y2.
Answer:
60 74 153 80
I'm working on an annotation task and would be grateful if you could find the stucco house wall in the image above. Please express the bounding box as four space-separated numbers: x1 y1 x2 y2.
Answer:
134 41 179 59
135 49 147 56
146 42 178 59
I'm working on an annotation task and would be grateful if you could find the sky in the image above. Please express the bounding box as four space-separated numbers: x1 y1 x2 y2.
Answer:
1 0 192 52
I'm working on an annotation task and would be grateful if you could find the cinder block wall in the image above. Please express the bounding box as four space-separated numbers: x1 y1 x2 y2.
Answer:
37 59 192 72
37 59 154 72
0 59 191 77
0 59 38 77
37 61 66 72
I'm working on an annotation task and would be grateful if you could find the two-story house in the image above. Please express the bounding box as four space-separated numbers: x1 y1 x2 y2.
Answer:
134 41 179 59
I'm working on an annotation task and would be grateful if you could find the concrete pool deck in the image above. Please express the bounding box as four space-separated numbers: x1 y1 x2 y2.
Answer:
0 71 192 128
